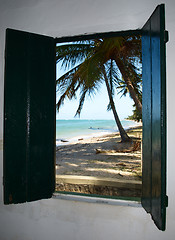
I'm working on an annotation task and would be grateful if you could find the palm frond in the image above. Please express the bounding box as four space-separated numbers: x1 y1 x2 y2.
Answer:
74 89 88 117
56 43 94 70
107 102 112 111
56 63 82 94
56 35 142 118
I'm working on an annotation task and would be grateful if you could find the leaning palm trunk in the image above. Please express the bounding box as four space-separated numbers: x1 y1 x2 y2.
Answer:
103 68 131 142
114 58 142 114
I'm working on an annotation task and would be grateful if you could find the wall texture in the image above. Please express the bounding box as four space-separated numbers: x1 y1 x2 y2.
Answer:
0 0 175 239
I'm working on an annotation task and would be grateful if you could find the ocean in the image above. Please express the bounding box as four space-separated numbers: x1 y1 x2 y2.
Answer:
56 119 140 146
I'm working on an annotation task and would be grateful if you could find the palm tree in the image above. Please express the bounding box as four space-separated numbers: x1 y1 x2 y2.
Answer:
92 36 142 113
102 66 131 142
56 55 131 142
56 36 142 114
56 36 142 142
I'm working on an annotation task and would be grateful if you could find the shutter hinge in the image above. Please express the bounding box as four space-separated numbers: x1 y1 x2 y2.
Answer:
164 30 169 44
165 195 168 207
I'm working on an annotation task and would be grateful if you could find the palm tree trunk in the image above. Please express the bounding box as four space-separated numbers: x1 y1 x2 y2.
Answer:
114 58 142 114
103 68 131 142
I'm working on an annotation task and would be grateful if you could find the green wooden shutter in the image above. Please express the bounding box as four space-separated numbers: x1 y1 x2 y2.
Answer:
142 4 168 231
3 29 56 204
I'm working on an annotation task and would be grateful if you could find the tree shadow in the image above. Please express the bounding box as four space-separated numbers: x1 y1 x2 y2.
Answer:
56 134 142 181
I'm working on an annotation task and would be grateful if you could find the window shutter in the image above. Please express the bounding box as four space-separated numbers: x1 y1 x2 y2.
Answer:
4 29 56 204
142 4 167 231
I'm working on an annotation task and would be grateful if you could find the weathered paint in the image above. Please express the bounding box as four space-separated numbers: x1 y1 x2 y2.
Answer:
142 4 167 231
3 29 56 204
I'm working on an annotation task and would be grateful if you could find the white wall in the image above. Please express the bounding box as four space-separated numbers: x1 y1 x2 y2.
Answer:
0 0 175 239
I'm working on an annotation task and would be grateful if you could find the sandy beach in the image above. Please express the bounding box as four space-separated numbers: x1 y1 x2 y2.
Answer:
56 125 142 182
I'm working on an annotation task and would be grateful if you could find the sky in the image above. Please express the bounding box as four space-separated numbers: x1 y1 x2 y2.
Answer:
56 81 134 120
56 43 135 121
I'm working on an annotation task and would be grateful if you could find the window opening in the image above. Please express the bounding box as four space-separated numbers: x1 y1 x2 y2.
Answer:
55 34 142 199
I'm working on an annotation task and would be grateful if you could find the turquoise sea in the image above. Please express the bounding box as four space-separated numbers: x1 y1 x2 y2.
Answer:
56 119 140 145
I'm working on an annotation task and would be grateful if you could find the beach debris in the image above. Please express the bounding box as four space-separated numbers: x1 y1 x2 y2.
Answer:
132 141 141 151
96 149 101 154
97 138 106 141
118 173 123 177
61 139 69 142
95 149 117 154
95 149 107 154
78 138 83 141
116 162 126 166
115 140 141 153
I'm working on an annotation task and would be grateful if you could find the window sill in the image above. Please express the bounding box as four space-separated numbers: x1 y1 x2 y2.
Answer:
53 192 141 208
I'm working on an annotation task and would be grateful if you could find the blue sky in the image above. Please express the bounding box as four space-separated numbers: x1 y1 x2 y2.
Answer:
56 74 134 120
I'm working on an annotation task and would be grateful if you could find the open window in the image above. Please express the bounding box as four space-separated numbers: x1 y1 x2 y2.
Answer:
3 4 168 231
55 34 142 200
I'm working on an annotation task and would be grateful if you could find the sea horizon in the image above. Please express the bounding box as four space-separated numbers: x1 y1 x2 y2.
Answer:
56 119 141 146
